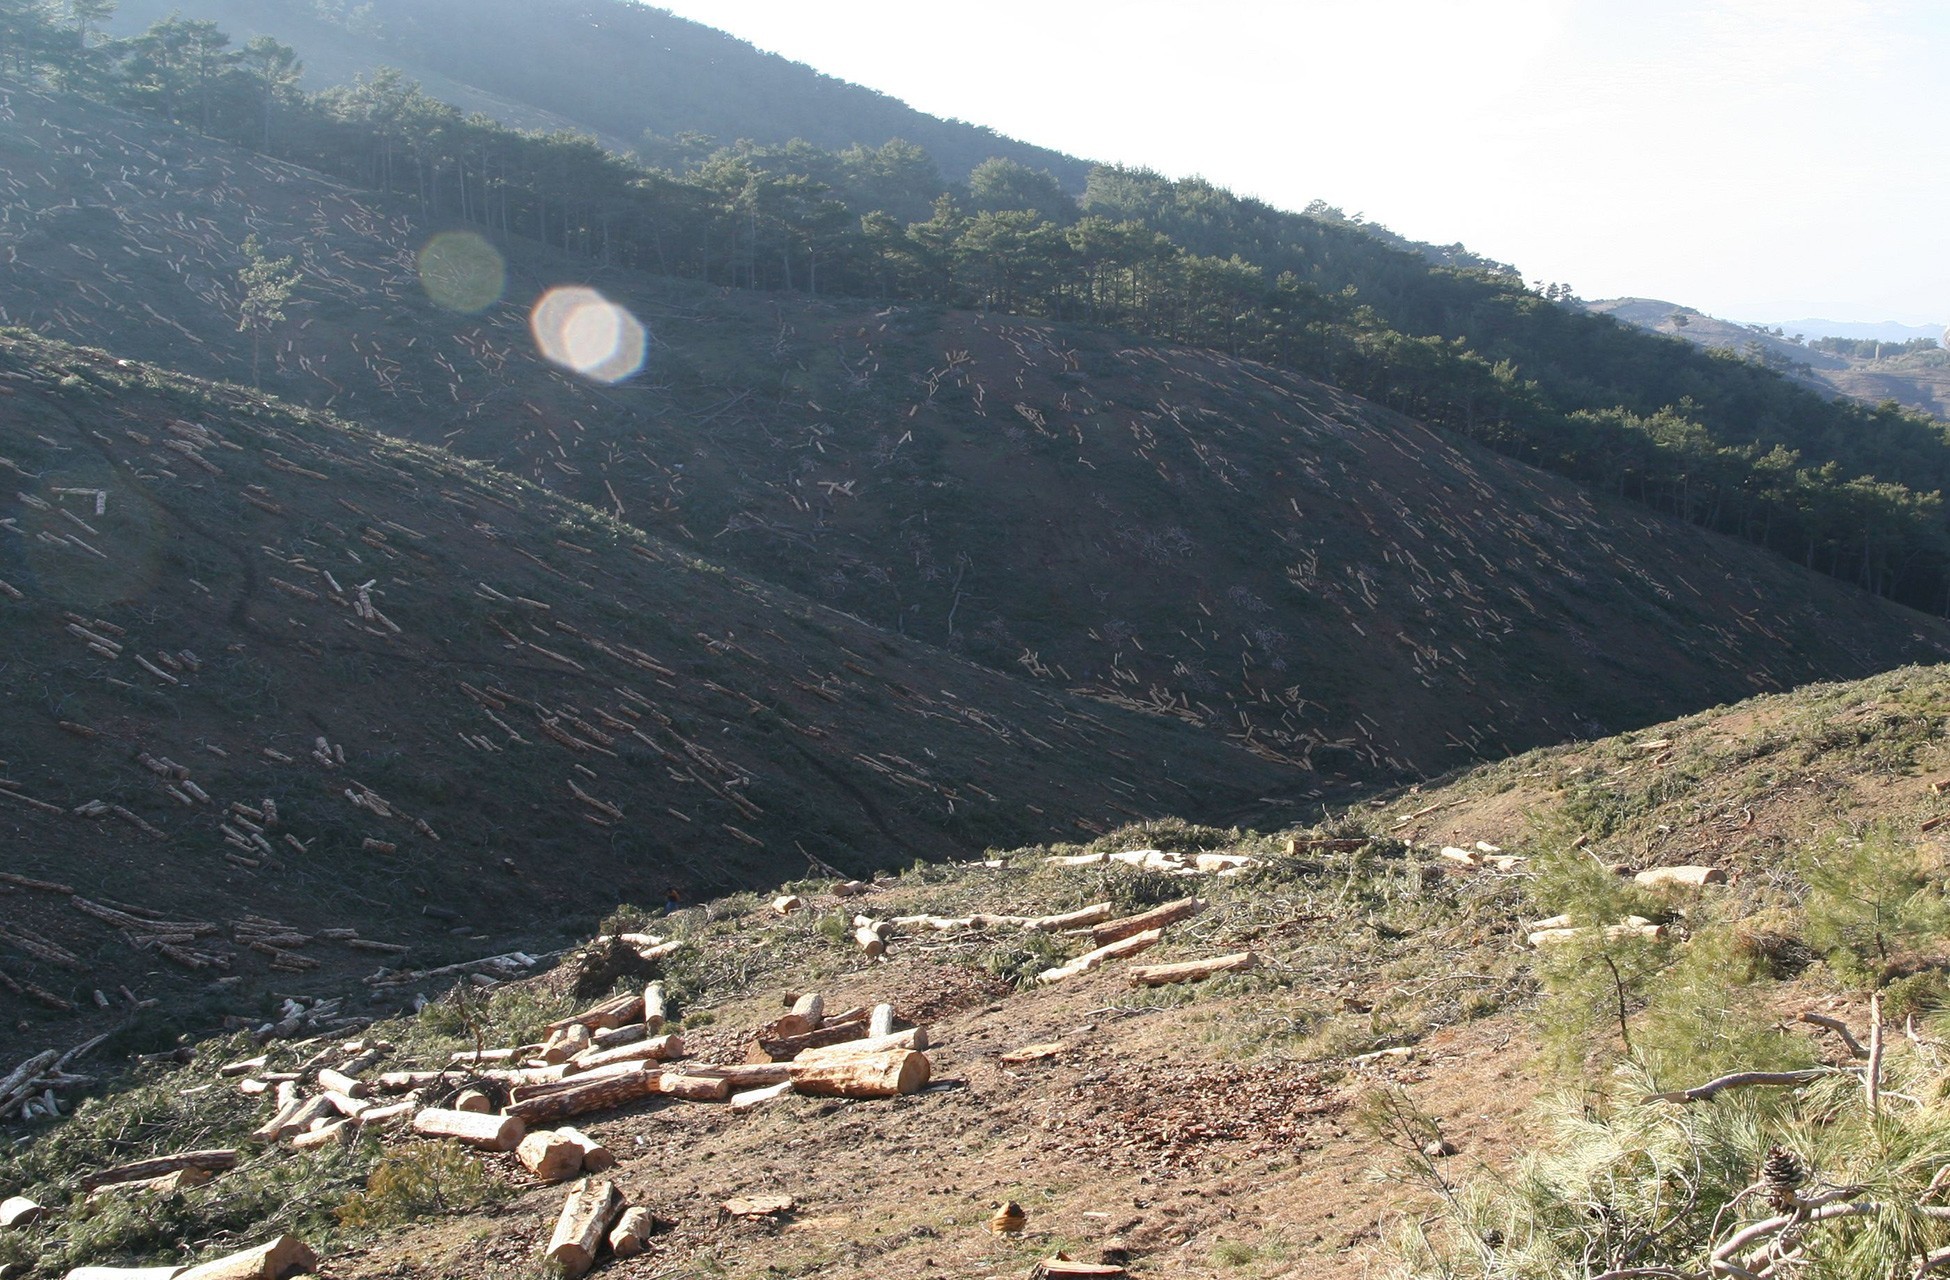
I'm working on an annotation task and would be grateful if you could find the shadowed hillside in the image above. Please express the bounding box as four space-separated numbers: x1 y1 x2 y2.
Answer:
4 81 1950 794
0 329 1299 1058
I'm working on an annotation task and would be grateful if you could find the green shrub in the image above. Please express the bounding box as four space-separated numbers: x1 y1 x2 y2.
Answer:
335 1141 503 1229
1799 825 1949 986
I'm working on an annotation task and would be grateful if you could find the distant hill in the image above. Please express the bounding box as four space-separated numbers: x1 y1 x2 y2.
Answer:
106 0 1095 187
1769 317 1945 345
1587 297 1950 420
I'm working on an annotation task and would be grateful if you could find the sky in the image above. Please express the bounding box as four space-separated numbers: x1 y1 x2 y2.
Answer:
648 0 1947 328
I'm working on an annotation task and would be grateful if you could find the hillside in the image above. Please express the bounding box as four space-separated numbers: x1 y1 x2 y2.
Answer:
6 78 1950 801
104 0 1093 187
0 328 1300 1062
11 663 1950 1278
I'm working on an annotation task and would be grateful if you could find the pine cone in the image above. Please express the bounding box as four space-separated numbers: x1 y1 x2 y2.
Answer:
1762 1145 1805 1210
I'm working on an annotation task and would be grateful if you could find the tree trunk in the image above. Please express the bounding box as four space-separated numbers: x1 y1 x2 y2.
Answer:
1090 897 1204 946
82 1150 240 1191
792 1028 928 1063
1127 952 1259 986
1037 929 1164 984
610 1206 657 1257
517 1130 584 1182
504 1069 662 1123
788 1049 931 1098
569 1032 683 1072
545 1179 623 1280
410 1108 526 1151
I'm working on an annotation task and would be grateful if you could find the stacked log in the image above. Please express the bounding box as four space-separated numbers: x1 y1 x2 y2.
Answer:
1037 929 1164 985
545 1179 623 1279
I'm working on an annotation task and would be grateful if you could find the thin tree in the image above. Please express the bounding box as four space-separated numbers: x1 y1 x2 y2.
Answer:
237 235 300 388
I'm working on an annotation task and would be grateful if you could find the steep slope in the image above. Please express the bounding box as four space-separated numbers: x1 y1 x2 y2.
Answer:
13 665 1950 1279
0 329 1299 1061
105 0 1091 186
6 82 1950 792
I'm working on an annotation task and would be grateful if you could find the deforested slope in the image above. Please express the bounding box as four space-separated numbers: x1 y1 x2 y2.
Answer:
0 329 1297 1058
4 81 1949 792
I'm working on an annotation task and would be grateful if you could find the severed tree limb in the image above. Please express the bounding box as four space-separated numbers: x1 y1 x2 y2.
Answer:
1867 992 1885 1118
1798 1011 1869 1059
1642 1069 1832 1105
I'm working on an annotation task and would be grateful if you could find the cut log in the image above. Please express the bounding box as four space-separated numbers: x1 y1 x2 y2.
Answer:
999 1042 1067 1065
0 1196 44 1227
320 1091 371 1120
544 1179 623 1280
1045 852 1109 867
868 1002 896 1038
1037 929 1164 984
1634 865 1728 889
720 1193 794 1219
453 1089 492 1114
289 1121 348 1151
589 1023 645 1051
555 1126 614 1173
517 1130 583 1182
688 1062 793 1089
654 1073 731 1102
1033 1260 1128 1278
410 1108 525 1152
356 1100 416 1130
510 1061 653 1104
853 926 886 958
82 1150 240 1191
770 991 825 1038
174 1236 317 1280
570 1031 684 1072
1089 898 1203 946
793 1028 930 1063
1128 952 1260 987
375 1070 448 1092
545 993 640 1035
643 982 666 1034
219 1055 267 1078
542 1024 592 1065
609 1206 657 1258
730 1081 794 1109
749 1016 871 1063
1194 853 1255 873
788 1049 930 1098
1028 902 1116 931
268 1095 338 1142
503 1070 662 1123
62 1268 184 1279
772 895 804 915
316 1068 368 1098
86 1168 213 1203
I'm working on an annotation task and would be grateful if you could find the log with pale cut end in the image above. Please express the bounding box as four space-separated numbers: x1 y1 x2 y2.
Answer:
633 940 683 962
868 1002 895 1038
375 1070 447 1093
545 993 640 1035
768 991 824 1038
772 895 804 915
1128 951 1260 987
720 1193 794 1219
571 1031 684 1072
1634 865 1728 889
503 1068 662 1123
517 1130 583 1182
644 981 667 1033
219 1055 267 1079
1089 898 1204 946
289 1121 349 1151
1045 852 1109 867
609 1206 657 1257
1028 902 1116 931
555 1126 614 1173
1036 928 1164 985
542 1023 592 1064
788 1048 930 1098
82 1150 240 1191
411 1108 525 1151
730 1080 794 1109
252 1091 307 1142
1194 853 1255 873
793 1028 930 1063
61 1268 184 1279
0 1195 45 1227
999 1042 1066 1065
316 1068 367 1098
356 1100 416 1130
453 1089 492 1114
831 879 867 897
320 1090 370 1119
654 1073 731 1102
852 926 885 958
545 1179 623 1280
174 1235 316 1280
589 1022 645 1051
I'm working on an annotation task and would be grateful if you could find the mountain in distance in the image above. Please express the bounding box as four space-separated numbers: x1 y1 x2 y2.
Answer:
1586 296 1950 420
105 0 1094 186
1767 317 1946 345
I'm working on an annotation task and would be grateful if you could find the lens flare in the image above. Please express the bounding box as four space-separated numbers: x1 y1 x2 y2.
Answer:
417 231 506 313
529 286 647 384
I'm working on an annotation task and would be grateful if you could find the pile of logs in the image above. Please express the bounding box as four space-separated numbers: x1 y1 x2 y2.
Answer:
1 1032 108 1120
545 1178 661 1277
58 1234 314 1279
1525 914 1664 948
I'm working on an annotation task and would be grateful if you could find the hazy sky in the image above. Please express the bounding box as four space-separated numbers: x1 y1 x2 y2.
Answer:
649 0 1946 326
